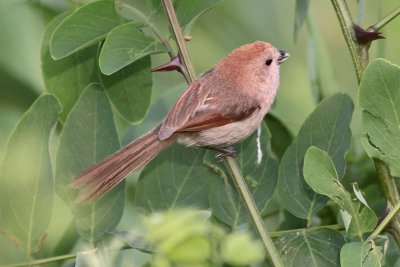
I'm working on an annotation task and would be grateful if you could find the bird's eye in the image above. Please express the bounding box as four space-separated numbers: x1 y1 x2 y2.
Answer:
265 59 273 66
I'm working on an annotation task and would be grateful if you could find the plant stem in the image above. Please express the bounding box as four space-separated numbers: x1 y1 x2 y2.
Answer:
0 246 135 267
161 0 196 83
368 202 400 240
374 160 400 207
331 0 400 245
269 224 344 238
330 0 363 82
224 157 283 267
373 159 400 243
1 253 76 267
160 1 283 265
370 6 400 31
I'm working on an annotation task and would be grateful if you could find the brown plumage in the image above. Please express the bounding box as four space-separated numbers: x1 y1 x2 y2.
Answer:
70 41 289 202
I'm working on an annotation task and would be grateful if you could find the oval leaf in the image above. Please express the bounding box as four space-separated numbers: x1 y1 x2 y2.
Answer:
0 95 60 254
135 144 219 212
101 56 152 123
303 147 377 238
206 122 278 227
99 22 167 75
264 114 293 160
42 13 97 122
275 229 345 267
358 59 400 177
50 0 126 59
175 0 224 34
340 241 383 267
55 84 124 243
115 0 151 22
115 0 223 35
277 93 353 219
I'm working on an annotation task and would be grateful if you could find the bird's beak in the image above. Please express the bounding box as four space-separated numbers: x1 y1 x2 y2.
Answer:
278 50 290 64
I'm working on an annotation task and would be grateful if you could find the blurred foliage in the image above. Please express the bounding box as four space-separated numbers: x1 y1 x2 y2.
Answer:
0 0 400 266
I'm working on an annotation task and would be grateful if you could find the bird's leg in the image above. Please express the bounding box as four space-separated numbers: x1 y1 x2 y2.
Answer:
205 146 236 162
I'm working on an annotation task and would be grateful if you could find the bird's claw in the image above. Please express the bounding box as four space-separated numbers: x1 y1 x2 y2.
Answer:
215 147 236 162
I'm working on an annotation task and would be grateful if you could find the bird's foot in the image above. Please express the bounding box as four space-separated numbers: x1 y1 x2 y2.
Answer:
214 146 236 162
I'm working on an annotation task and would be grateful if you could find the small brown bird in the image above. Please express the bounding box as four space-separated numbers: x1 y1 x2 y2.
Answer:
71 41 289 202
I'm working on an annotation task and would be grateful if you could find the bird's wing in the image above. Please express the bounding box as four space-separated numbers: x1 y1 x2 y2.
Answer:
177 96 260 132
158 78 211 140
158 71 261 139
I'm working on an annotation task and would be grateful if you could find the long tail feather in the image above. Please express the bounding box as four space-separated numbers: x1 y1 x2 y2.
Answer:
70 128 176 202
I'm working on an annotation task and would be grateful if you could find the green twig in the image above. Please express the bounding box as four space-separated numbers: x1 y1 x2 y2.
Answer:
374 160 400 207
161 0 196 83
269 224 345 238
373 159 400 243
160 1 283 266
368 202 400 240
330 0 363 82
0 245 137 267
224 157 283 267
369 6 400 31
0 253 76 267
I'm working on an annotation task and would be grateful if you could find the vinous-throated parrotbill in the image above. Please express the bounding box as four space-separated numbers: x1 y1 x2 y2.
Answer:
71 41 290 202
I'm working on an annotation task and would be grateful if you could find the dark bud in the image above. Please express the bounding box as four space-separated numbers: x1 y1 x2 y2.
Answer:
152 54 186 76
353 24 385 45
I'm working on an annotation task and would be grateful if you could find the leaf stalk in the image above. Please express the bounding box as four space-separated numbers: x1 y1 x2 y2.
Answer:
118 2 174 58
368 202 400 240
270 224 344 238
370 6 400 31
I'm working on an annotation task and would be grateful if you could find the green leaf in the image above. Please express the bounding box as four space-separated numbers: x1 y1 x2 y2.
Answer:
146 0 165 18
115 0 151 22
277 93 353 219
275 229 345 267
50 0 126 59
0 95 60 255
42 13 97 122
175 0 224 34
207 122 278 227
358 59 400 177
115 0 223 35
55 84 124 243
304 147 377 238
101 56 152 123
99 22 167 75
340 241 383 267
264 114 293 160
294 0 309 41
135 144 219 212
